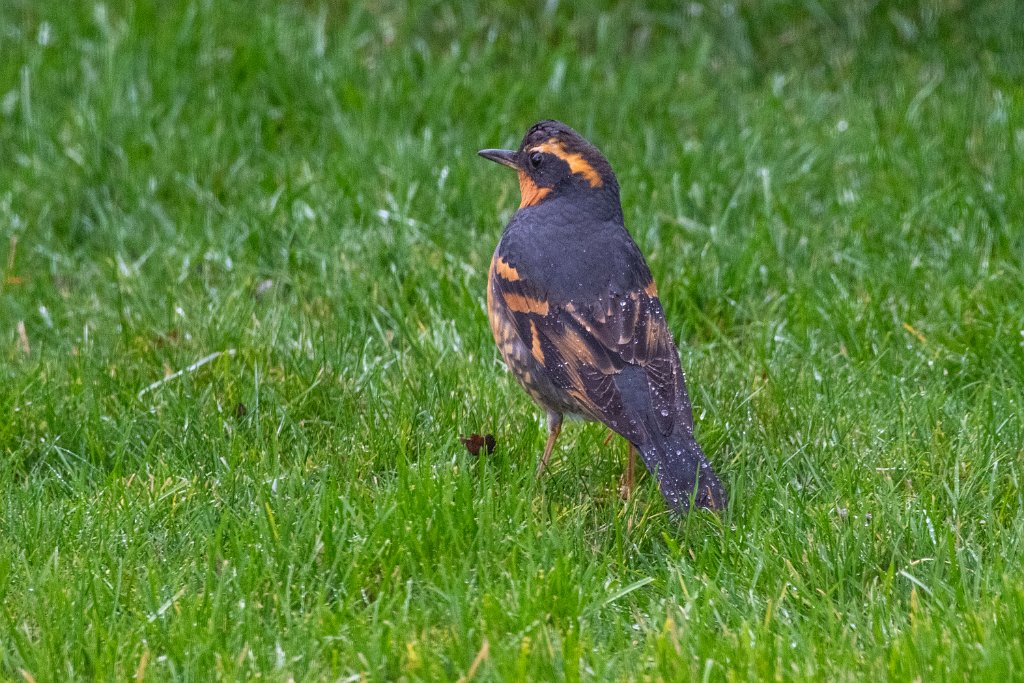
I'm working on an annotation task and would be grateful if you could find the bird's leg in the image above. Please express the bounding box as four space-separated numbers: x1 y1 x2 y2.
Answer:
536 411 563 478
602 429 615 446
619 443 637 500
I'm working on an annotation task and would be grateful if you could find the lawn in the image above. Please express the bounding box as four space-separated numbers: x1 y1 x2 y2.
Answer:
1 0 1023 680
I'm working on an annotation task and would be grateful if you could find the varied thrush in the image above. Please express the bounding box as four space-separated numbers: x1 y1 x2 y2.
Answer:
479 120 726 513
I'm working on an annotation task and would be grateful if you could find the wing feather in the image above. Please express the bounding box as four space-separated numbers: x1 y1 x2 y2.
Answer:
491 261 688 444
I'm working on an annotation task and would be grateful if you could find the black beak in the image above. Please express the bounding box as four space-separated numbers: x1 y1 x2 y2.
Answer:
478 148 519 169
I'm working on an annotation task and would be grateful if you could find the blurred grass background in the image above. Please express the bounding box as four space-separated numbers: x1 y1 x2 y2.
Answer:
1 0 1023 679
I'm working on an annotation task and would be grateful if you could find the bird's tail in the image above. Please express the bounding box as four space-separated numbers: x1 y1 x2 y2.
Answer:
638 429 726 513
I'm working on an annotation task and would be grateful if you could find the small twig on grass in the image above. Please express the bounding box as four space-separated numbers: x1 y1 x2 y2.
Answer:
4 235 24 286
16 321 30 354
456 638 489 683
137 349 236 399
134 648 150 682
902 322 927 344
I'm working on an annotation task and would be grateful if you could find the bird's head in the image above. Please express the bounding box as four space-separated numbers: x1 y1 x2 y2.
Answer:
479 120 618 209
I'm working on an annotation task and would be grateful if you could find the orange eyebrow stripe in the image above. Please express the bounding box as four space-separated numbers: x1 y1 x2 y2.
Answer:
495 257 521 281
502 291 550 316
532 140 603 188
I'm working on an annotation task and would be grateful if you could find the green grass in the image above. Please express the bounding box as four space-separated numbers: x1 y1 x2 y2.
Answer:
2 0 1023 679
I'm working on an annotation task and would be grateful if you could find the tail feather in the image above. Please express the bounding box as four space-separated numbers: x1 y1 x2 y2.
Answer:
638 431 726 513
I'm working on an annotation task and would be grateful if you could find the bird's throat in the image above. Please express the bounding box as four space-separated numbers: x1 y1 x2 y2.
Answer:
518 171 551 208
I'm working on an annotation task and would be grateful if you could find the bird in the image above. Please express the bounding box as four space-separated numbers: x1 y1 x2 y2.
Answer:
478 120 726 513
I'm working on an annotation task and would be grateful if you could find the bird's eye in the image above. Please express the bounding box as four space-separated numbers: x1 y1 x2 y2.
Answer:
529 152 543 169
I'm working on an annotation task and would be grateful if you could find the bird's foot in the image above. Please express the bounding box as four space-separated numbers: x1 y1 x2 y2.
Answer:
535 454 550 479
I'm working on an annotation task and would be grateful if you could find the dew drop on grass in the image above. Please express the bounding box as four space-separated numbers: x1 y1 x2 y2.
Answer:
37 22 53 46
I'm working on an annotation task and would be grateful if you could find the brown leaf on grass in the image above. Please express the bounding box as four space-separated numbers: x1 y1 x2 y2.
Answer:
153 329 180 348
460 433 496 456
